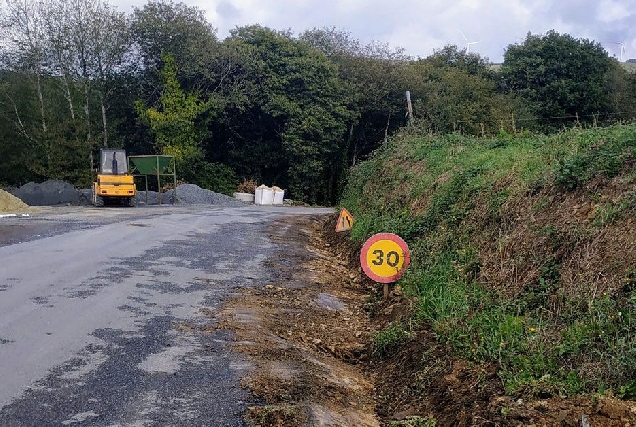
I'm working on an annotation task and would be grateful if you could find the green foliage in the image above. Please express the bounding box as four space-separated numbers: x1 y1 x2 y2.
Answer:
425 44 493 77
342 123 636 398
135 53 217 184
372 323 411 358
389 416 437 427
182 160 237 195
501 31 615 129
301 27 410 165
401 48 535 136
0 71 95 187
617 381 636 400
555 126 636 189
213 26 352 204
131 0 218 86
249 405 302 425
605 61 636 122
591 193 636 227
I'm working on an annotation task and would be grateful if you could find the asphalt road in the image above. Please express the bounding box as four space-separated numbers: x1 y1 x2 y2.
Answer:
0 205 332 426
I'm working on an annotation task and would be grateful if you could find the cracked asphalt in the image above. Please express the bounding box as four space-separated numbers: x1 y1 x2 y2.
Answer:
0 205 332 426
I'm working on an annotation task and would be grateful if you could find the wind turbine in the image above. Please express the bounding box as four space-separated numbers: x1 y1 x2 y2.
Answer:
459 30 480 54
612 41 625 62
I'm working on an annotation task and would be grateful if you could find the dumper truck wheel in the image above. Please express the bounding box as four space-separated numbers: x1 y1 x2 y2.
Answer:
93 193 104 207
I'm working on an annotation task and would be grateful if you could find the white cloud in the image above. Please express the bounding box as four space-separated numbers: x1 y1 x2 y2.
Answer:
111 0 636 62
597 0 629 23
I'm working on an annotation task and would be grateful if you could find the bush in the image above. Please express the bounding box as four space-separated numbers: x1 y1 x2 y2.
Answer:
181 160 238 195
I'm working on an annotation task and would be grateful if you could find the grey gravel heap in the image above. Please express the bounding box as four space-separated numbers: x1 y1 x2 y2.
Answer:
9 181 246 207
173 184 246 207
134 184 246 207
10 180 80 206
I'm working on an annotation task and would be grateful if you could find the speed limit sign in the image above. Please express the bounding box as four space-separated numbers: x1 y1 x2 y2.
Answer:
360 233 410 283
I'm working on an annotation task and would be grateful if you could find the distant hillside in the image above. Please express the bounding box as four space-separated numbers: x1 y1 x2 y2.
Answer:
341 123 636 422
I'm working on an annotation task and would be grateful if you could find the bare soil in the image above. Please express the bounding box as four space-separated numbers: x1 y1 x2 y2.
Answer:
219 216 378 426
475 173 636 300
219 214 636 426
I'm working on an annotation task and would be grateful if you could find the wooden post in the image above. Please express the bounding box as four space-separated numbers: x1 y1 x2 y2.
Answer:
405 91 414 127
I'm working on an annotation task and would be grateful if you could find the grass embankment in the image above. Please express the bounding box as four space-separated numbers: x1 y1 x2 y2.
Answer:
341 124 636 399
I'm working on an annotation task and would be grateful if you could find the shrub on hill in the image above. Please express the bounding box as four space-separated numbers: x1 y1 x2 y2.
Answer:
341 123 636 397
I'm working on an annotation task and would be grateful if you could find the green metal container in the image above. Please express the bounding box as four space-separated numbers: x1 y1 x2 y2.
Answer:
127 155 177 205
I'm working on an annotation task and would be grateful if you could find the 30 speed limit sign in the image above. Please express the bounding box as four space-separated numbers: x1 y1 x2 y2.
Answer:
360 233 410 283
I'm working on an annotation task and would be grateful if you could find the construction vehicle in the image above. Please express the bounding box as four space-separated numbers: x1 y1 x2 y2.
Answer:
92 148 136 206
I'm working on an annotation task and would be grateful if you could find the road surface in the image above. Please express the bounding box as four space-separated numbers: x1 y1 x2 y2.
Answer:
0 205 331 426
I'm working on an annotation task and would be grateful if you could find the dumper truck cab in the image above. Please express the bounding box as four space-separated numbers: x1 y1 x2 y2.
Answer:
92 148 136 206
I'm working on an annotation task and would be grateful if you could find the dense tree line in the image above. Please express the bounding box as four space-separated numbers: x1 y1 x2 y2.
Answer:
1 0 635 203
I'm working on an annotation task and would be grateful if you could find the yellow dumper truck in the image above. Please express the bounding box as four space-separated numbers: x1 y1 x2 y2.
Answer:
92 148 136 206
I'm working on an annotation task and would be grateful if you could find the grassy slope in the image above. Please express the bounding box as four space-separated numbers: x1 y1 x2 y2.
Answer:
341 124 636 398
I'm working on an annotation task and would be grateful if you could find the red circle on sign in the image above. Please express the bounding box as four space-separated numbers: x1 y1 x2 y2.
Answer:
360 233 411 283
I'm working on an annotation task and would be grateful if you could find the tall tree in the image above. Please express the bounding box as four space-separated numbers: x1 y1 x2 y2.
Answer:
301 27 409 165
3 0 49 133
135 54 210 177
403 46 533 135
1 0 133 185
501 31 613 128
130 0 218 92
214 26 352 203
604 60 636 122
425 44 493 78
135 53 203 156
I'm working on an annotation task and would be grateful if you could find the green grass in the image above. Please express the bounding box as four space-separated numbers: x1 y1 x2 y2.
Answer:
389 415 437 427
372 323 412 358
341 123 636 398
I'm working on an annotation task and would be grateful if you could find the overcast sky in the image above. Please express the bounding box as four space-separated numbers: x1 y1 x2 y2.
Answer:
113 0 636 63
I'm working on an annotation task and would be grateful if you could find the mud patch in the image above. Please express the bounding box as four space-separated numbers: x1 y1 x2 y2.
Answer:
219 215 378 426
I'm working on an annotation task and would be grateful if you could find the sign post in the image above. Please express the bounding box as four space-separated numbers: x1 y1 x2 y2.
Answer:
360 233 410 298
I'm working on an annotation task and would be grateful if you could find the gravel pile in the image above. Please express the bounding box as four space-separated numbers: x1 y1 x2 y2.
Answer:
134 184 246 207
8 180 246 208
133 190 173 206
0 189 33 213
10 180 80 206
173 184 246 207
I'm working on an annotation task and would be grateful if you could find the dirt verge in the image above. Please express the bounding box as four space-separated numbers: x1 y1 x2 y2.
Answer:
219 215 378 426
219 214 636 426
